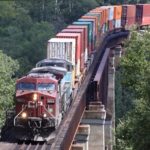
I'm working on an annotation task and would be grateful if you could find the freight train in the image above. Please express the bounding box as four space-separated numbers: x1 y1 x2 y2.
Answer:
1 4 150 142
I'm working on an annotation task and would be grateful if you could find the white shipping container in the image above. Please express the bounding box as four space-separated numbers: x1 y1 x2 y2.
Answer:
47 38 76 66
108 6 114 21
115 19 121 28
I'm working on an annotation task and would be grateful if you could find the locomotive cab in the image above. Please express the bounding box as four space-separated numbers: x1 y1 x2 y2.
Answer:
7 65 73 141
14 74 62 131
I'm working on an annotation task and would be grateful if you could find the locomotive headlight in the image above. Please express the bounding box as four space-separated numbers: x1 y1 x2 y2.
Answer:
21 112 27 119
33 93 38 101
43 113 47 118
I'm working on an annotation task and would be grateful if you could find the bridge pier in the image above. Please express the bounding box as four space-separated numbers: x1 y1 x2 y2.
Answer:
105 47 116 150
80 103 106 150
105 44 123 150
72 125 90 150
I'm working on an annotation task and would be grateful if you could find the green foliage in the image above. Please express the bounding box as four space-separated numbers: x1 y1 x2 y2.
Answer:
0 51 19 126
0 1 55 76
121 31 150 98
60 0 99 23
115 30 150 150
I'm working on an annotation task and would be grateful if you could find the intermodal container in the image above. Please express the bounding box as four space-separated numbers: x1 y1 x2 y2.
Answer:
121 5 136 27
67 25 88 62
56 32 81 77
100 6 109 23
61 28 85 70
136 4 150 26
79 18 96 40
81 15 98 36
86 12 101 32
114 5 122 19
77 19 95 53
90 9 103 27
78 18 95 51
73 21 92 54
47 38 76 66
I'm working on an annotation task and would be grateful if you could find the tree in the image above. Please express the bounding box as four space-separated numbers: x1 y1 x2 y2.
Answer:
0 51 19 126
0 1 56 76
60 0 99 24
115 30 150 150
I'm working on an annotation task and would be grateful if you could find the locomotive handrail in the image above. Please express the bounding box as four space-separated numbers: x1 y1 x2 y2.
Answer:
13 106 26 126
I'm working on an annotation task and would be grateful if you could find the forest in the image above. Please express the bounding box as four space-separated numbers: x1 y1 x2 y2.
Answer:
0 0 150 149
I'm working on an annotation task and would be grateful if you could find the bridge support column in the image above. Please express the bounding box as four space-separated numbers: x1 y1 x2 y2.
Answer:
114 45 122 67
81 103 106 150
72 125 90 150
105 48 116 150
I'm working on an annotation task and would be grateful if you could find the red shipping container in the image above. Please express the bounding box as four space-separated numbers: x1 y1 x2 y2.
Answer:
82 15 98 36
56 32 81 76
136 4 150 26
90 9 103 27
100 6 109 24
67 25 88 62
61 28 85 70
81 17 97 38
122 5 136 27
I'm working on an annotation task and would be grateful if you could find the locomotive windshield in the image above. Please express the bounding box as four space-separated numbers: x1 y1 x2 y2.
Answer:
37 83 55 91
17 83 35 90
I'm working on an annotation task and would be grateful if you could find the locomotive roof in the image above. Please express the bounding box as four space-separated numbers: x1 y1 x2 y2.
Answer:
28 66 67 76
36 58 72 66
17 74 58 83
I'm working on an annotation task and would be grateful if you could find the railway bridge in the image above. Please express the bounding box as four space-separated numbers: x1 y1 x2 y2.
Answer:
50 31 129 150
0 30 129 150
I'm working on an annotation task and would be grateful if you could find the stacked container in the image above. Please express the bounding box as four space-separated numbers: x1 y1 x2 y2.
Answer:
90 8 103 31
79 18 96 45
100 6 109 32
47 38 76 66
114 5 122 28
67 25 88 62
121 5 136 28
61 28 85 70
136 4 150 26
56 32 81 77
73 21 92 54
108 6 114 31
81 15 98 37
77 19 95 53
86 12 101 33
